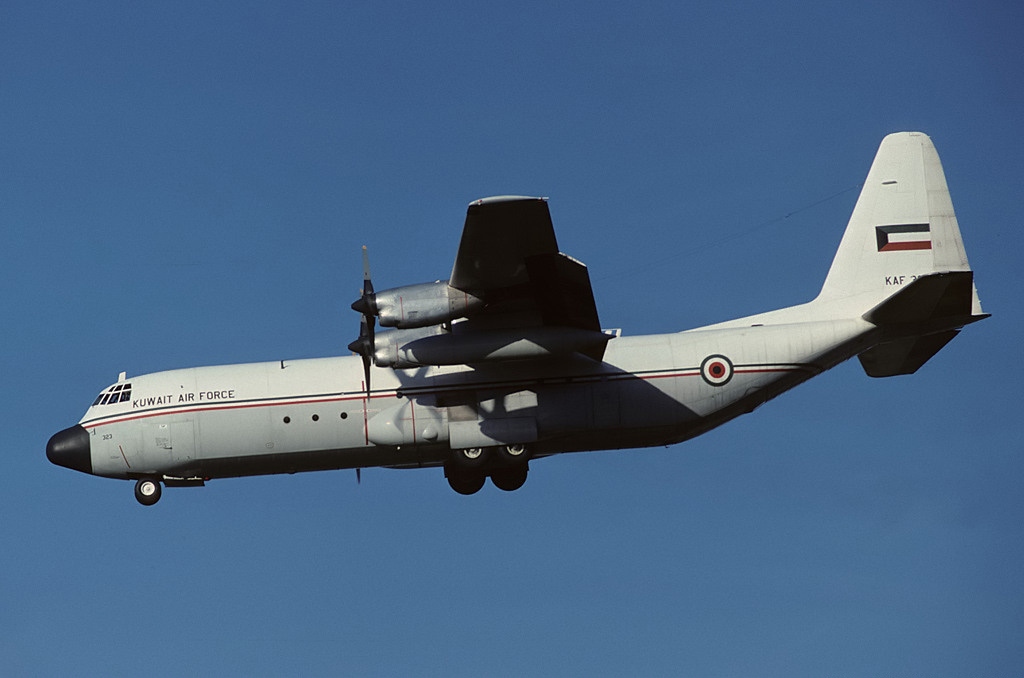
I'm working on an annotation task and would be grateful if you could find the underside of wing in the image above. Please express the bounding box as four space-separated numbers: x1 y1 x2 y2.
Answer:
450 196 558 291
450 196 602 332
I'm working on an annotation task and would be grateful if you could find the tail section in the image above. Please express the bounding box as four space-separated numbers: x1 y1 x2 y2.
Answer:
816 132 984 318
816 132 988 375
699 131 986 377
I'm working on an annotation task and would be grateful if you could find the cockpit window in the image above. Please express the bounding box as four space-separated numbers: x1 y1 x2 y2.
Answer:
93 383 132 407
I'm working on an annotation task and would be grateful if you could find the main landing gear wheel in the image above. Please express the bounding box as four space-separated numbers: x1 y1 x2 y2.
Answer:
134 478 162 506
452 447 489 468
497 443 531 464
490 465 528 492
445 465 486 495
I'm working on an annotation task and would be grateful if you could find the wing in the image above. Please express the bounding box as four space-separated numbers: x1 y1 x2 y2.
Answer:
449 196 602 334
363 196 612 369
450 196 557 290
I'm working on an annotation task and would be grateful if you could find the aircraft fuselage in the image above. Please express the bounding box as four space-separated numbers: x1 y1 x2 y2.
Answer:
46 133 987 503
52 318 871 485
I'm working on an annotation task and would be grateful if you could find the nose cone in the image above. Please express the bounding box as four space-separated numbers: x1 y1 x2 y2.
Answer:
46 425 92 474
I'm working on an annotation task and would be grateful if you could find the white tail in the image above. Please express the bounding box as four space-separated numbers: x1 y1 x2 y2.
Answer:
706 132 988 376
808 132 989 376
815 131 984 318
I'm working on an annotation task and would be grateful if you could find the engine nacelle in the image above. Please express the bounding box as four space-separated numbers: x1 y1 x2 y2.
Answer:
374 280 485 329
372 325 445 369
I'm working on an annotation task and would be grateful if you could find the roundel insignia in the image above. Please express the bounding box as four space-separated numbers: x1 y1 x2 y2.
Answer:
700 354 734 386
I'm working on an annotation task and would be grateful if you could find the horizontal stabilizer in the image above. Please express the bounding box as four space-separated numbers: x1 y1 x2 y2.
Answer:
858 271 988 377
858 330 959 377
863 271 984 330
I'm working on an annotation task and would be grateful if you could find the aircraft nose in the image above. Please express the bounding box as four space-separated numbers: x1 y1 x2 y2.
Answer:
46 425 92 474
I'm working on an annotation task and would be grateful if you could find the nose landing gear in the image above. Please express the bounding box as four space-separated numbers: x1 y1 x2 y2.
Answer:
134 478 162 506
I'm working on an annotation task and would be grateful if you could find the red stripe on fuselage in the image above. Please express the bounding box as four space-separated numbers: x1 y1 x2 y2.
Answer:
81 365 811 431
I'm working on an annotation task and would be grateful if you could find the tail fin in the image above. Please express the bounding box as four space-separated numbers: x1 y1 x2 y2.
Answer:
816 132 988 375
817 132 984 317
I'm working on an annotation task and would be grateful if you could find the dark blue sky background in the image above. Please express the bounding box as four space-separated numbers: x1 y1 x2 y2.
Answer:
3 2 1021 675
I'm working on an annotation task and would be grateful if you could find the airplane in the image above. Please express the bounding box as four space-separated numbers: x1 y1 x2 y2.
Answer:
47 132 988 505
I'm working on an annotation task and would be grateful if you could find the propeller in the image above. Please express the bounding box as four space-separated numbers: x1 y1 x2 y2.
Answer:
347 246 376 398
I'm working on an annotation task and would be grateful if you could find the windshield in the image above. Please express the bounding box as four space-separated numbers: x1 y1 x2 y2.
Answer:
91 382 133 406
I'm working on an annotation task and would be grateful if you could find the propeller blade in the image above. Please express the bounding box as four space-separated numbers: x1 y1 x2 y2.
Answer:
351 245 376 315
362 245 373 293
348 314 374 399
348 246 376 400
360 347 372 399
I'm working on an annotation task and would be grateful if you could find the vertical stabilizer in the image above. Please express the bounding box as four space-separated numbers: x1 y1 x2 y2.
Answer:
815 132 983 319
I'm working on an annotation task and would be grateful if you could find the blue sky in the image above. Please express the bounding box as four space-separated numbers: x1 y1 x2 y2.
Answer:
3 2 1022 675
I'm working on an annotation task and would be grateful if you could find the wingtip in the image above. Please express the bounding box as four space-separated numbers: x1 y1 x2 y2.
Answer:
469 195 547 207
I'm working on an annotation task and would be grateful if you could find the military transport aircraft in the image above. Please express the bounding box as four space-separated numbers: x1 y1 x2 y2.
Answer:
47 132 987 505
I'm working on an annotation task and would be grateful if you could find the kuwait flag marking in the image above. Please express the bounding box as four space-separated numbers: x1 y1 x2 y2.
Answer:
875 223 931 252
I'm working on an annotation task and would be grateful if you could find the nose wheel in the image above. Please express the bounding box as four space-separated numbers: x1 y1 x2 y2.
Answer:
134 478 162 506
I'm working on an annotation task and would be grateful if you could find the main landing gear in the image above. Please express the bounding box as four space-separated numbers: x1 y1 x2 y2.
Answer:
444 445 531 495
134 478 162 506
